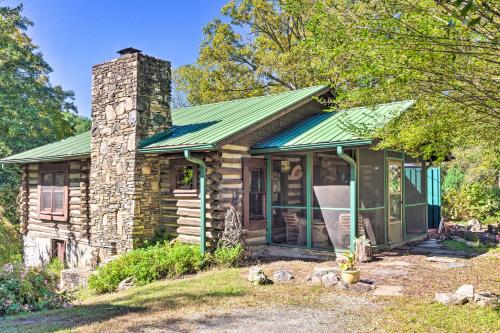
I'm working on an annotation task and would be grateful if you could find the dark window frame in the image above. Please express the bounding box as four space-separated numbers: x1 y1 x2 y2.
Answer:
170 159 198 193
38 163 69 222
243 158 267 229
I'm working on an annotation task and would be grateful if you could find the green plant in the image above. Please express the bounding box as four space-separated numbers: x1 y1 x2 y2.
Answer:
443 183 500 221
212 245 244 267
0 213 22 266
46 258 64 279
0 263 71 315
442 166 465 193
88 242 204 294
482 212 500 225
338 251 357 271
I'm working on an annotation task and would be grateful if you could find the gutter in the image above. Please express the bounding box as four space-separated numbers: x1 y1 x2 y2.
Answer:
249 139 372 154
183 150 207 257
337 146 357 252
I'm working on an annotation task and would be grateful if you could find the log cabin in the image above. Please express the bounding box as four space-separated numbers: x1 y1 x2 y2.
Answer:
0 48 431 268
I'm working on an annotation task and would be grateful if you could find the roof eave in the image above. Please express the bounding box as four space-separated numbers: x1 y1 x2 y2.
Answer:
250 139 373 154
0 153 91 164
138 143 216 154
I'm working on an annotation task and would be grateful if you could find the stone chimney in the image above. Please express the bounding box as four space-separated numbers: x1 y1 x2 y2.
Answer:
89 48 171 258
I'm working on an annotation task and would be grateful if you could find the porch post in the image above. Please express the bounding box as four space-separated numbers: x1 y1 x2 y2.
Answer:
306 152 313 248
266 154 272 244
337 146 357 252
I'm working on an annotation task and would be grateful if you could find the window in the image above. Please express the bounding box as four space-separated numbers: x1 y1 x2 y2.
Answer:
249 168 265 218
243 158 267 229
38 164 68 221
170 160 197 192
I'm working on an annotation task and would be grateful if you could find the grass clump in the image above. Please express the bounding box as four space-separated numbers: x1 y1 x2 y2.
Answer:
211 244 245 267
384 298 500 333
88 242 203 294
443 240 499 254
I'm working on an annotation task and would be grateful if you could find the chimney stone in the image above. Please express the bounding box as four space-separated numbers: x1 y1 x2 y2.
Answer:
89 51 171 256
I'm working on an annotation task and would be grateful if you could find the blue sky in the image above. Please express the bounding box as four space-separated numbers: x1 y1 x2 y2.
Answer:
6 0 227 117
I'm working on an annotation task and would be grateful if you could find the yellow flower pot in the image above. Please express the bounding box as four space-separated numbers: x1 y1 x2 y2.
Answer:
341 269 360 284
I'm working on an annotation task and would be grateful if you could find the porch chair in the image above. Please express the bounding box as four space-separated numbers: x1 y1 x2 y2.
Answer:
281 212 304 244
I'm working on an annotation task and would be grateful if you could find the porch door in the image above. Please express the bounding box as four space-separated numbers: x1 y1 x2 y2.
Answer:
387 160 403 244
243 158 267 230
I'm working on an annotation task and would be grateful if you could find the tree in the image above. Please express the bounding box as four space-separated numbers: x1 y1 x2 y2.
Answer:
175 0 499 162
0 4 89 223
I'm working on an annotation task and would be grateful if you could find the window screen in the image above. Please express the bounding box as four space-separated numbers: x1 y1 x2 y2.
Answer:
358 148 385 245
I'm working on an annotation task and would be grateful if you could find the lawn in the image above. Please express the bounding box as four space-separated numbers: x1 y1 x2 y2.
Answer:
443 239 500 254
1 253 499 333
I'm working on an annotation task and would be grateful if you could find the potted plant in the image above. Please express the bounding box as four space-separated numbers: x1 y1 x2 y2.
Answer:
338 250 360 284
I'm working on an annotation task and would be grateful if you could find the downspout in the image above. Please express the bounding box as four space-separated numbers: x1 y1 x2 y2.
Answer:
337 146 357 252
183 150 206 256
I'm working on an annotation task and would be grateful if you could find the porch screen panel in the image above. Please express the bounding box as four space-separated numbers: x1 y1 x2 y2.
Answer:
270 155 306 246
358 148 385 246
404 156 426 238
312 151 351 250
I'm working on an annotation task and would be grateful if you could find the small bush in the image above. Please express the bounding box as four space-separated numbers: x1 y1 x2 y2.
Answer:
443 183 500 222
88 242 203 294
0 215 22 266
442 166 465 193
0 263 71 316
46 258 64 280
212 245 244 267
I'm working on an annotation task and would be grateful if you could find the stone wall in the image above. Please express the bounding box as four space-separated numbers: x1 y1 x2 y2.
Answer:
89 50 171 260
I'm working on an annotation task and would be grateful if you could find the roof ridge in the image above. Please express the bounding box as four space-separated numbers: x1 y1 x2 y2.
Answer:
172 84 328 112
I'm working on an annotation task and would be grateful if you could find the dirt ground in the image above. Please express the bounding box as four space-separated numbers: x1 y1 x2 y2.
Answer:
2 248 499 333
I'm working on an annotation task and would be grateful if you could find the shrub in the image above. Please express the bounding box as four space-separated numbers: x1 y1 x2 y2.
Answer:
46 258 64 280
88 242 203 294
212 244 244 267
0 263 70 316
443 183 500 222
0 214 22 266
442 166 465 193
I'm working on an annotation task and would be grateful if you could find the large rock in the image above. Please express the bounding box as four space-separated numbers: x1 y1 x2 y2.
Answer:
272 270 294 283
347 281 375 292
248 266 272 285
118 277 135 291
321 272 338 287
455 284 474 300
308 267 337 284
473 292 499 307
467 218 482 232
435 292 468 305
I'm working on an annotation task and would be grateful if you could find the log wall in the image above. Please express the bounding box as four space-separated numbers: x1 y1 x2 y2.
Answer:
22 159 93 268
160 153 225 247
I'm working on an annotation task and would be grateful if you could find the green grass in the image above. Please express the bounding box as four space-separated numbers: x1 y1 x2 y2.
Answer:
443 240 500 254
0 269 248 333
384 298 500 333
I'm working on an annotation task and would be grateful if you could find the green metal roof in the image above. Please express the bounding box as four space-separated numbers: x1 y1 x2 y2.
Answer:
0 132 91 164
138 85 329 153
0 85 329 163
251 100 415 153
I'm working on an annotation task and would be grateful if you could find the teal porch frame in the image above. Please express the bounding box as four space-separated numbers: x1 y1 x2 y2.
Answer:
263 146 358 252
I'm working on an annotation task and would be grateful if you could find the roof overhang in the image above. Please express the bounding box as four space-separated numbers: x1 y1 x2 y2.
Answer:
250 139 373 154
0 154 90 164
138 143 216 154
